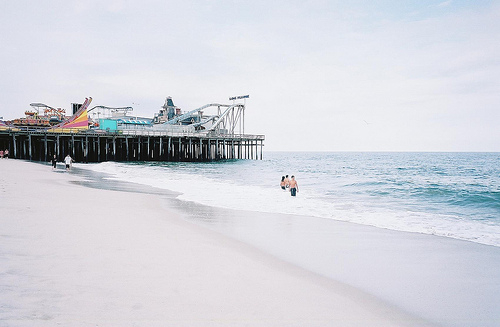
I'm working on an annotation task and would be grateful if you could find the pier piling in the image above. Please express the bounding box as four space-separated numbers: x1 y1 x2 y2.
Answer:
0 130 264 163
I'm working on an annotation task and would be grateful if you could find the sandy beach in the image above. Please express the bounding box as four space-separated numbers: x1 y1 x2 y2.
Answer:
0 159 427 326
172 204 500 327
1 159 498 326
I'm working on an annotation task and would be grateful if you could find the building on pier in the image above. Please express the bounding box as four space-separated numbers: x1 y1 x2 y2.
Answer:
0 96 265 162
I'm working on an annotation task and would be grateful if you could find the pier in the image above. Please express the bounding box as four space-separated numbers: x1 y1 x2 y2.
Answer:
0 96 265 162
0 130 264 162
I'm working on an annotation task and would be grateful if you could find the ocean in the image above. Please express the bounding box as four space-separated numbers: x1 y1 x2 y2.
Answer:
76 151 500 247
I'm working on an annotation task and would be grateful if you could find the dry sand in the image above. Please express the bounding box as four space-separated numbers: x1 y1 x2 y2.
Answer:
0 159 432 326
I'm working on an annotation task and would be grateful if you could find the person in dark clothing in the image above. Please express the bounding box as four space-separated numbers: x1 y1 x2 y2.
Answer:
51 155 57 169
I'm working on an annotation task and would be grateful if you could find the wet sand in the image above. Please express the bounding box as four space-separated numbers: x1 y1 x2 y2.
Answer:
171 204 500 327
0 159 432 326
72 161 500 327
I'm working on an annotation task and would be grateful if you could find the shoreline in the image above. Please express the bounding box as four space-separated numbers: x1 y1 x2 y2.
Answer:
0 159 432 326
70 160 500 327
70 154 500 249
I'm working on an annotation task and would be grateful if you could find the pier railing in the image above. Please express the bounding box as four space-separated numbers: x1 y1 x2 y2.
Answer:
120 130 265 140
0 127 264 140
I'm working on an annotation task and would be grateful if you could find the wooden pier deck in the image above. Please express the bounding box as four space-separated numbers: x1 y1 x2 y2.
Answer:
0 129 265 162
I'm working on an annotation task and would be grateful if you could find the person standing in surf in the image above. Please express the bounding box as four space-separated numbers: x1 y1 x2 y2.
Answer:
280 176 286 190
284 175 290 189
289 176 298 196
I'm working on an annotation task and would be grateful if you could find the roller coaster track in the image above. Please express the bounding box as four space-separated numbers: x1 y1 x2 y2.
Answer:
162 103 228 125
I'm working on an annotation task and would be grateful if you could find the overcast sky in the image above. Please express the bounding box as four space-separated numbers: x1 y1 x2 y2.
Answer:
1 0 499 151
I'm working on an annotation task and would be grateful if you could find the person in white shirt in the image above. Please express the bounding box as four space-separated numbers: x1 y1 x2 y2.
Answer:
64 154 73 171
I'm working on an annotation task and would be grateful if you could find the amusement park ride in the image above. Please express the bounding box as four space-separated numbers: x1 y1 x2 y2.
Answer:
10 103 67 127
3 95 251 136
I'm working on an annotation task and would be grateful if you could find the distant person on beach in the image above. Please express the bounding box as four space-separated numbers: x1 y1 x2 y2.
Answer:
280 176 286 190
4 149 8 158
64 154 73 171
284 175 290 189
51 155 57 169
289 176 298 196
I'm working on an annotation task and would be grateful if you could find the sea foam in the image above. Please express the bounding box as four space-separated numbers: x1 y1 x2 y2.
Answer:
76 152 500 247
